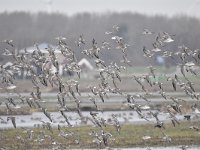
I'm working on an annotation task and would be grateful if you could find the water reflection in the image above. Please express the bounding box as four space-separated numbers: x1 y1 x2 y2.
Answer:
0 110 191 129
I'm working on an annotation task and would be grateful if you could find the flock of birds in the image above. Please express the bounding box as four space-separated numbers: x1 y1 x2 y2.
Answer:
0 25 200 149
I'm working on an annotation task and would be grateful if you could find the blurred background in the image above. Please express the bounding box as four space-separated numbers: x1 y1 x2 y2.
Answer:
1 2 200 148
0 0 200 66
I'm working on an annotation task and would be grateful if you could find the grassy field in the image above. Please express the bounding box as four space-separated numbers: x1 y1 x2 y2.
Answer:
5 74 200 94
1 66 200 149
0 65 199 94
0 121 200 149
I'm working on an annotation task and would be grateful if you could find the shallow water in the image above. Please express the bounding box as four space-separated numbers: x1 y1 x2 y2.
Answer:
0 110 194 129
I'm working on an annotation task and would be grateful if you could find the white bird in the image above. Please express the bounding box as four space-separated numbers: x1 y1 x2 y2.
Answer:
2 48 13 56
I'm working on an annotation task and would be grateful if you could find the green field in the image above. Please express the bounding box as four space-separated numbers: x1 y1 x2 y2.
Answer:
1 121 200 149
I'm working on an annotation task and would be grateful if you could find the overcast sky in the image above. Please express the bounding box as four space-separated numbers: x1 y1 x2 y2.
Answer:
1 0 200 18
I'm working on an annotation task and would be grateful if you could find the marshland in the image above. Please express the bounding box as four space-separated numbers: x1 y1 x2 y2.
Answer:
1 1 200 150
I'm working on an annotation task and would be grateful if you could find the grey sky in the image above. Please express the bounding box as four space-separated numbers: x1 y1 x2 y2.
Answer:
0 0 200 18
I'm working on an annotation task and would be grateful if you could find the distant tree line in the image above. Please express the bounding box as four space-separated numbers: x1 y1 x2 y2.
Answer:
0 12 200 66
